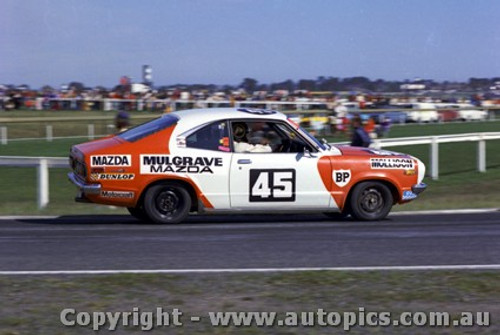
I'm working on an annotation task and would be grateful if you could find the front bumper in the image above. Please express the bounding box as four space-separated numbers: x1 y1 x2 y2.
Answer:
402 183 427 201
412 182 427 195
68 172 101 195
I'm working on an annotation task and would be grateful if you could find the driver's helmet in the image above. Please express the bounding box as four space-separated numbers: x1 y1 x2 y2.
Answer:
232 122 248 141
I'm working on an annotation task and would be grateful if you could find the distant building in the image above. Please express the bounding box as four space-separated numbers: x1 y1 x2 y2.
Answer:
143 65 153 86
401 78 426 91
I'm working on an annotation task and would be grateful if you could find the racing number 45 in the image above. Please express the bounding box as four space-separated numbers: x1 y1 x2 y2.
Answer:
249 169 296 202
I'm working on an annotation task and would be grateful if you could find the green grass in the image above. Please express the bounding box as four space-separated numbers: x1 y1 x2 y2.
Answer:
0 164 498 215
0 271 498 334
1 109 499 140
0 167 127 215
1 113 499 214
323 120 500 143
0 138 81 157
386 120 500 138
0 110 161 139
0 109 161 119
395 168 500 211
0 110 112 118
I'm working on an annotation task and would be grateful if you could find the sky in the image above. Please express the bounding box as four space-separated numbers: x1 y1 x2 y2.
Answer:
1 0 500 88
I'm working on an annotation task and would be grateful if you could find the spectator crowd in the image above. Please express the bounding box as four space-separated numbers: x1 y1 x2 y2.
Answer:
1 83 499 113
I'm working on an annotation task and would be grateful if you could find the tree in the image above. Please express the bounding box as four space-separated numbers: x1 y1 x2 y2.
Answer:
68 82 85 94
297 79 316 91
468 78 491 90
239 78 258 93
270 79 295 92
319 77 341 91
41 85 54 93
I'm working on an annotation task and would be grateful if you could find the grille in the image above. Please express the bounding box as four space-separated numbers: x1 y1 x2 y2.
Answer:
70 156 87 179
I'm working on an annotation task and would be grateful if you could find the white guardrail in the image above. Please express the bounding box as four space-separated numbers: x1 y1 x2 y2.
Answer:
0 131 499 209
0 156 67 209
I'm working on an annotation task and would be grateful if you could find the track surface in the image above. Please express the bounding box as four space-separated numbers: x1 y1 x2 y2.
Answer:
0 212 499 271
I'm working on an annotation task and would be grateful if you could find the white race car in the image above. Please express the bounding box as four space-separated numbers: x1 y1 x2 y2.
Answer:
69 108 427 224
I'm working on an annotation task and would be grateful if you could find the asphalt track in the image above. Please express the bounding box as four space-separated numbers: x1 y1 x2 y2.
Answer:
0 211 499 272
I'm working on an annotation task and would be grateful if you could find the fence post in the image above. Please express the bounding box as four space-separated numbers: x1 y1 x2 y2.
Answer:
477 134 486 172
37 159 49 209
0 126 7 145
88 124 95 140
373 138 381 150
46 125 53 142
430 136 439 180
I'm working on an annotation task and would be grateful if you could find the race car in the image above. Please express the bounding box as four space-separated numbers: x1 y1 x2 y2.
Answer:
68 108 427 224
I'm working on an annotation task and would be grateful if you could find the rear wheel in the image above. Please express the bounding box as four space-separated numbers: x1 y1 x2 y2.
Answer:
143 183 191 224
349 181 393 221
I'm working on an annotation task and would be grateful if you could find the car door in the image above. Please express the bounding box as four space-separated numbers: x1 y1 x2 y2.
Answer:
173 119 232 209
229 120 332 210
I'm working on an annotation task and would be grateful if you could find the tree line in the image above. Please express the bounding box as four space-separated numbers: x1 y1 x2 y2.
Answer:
9 76 500 95
163 76 500 94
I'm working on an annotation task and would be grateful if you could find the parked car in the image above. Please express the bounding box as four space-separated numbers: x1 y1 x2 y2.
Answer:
435 103 459 122
396 103 439 123
365 104 407 124
68 108 427 223
455 104 488 121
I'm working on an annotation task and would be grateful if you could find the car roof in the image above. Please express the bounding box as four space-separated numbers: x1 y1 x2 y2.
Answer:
171 107 289 132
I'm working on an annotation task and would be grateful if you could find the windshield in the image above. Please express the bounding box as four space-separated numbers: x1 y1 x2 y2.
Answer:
298 126 327 150
118 115 179 142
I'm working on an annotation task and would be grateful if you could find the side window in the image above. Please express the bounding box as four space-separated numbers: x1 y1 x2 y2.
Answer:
186 121 230 152
272 122 314 153
231 121 313 153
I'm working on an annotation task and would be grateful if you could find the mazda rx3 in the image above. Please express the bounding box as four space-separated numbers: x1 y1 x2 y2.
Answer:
68 108 426 223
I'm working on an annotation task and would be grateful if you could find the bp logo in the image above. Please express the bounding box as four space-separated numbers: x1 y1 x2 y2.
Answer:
333 169 351 188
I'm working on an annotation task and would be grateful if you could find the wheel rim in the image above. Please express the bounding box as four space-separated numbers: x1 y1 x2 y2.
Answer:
360 187 384 213
155 189 181 216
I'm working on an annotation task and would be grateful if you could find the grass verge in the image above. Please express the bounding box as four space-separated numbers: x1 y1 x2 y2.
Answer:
1 117 499 215
0 166 499 215
1 271 498 334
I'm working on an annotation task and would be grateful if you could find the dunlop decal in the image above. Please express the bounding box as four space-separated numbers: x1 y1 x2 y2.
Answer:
90 173 135 181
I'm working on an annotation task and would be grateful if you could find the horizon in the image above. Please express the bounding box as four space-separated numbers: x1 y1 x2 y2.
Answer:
3 75 499 92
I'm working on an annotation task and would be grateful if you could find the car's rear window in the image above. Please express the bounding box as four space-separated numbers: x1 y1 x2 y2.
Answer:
118 115 179 142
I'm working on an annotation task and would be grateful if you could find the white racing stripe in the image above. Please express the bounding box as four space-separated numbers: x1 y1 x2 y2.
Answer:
1 264 500 275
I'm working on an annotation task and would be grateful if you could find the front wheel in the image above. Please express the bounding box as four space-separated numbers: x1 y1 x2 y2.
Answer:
323 211 350 220
349 181 393 221
127 206 148 221
143 183 191 224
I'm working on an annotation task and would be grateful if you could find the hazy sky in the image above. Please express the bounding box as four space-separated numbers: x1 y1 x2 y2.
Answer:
1 0 499 88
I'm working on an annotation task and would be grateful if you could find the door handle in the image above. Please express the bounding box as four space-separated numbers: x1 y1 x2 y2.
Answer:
237 159 252 164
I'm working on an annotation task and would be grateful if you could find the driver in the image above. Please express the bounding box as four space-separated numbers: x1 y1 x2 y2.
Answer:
233 122 272 153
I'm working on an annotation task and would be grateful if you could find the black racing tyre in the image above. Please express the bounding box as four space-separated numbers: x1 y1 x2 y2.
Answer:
143 183 191 224
323 211 350 220
127 206 148 221
349 181 393 221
